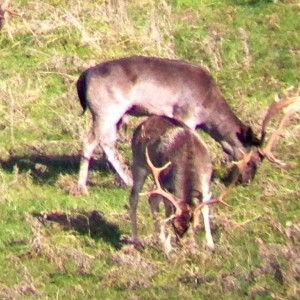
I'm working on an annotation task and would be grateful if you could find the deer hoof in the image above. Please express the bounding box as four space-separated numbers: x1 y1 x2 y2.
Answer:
206 240 215 252
120 235 145 249
68 184 89 196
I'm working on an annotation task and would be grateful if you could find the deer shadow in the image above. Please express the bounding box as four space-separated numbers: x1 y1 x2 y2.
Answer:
0 150 238 190
0 152 110 185
32 210 122 249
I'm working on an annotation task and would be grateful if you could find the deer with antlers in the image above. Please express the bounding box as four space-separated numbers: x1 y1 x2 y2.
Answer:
129 88 300 255
74 56 261 194
225 87 300 191
129 115 222 254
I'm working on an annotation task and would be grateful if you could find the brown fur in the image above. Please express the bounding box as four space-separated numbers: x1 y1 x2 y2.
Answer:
76 56 260 191
129 116 215 251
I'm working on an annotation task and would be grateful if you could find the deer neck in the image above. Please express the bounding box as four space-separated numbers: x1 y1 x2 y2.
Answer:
202 107 249 160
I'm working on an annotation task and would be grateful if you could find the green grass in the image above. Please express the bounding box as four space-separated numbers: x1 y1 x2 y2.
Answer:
0 0 299 299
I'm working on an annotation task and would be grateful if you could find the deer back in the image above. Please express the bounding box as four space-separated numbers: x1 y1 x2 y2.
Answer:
132 116 212 205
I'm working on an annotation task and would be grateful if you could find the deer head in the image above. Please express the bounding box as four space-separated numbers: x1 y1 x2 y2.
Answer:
142 147 229 241
227 87 300 186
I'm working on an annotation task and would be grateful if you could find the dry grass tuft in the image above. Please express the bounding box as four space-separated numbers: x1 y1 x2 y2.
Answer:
24 213 67 272
239 27 252 69
204 28 223 70
23 212 99 275
250 219 300 299
100 245 158 289
65 247 94 275
0 255 40 299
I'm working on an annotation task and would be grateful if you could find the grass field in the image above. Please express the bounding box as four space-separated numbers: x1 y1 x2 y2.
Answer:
0 0 299 299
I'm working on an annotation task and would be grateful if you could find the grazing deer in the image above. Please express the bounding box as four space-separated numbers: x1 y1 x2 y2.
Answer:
128 88 300 255
75 56 261 193
129 115 217 254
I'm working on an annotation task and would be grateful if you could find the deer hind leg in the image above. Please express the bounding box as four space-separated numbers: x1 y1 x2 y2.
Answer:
77 103 132 192
77 128 99 194
77 113 114 192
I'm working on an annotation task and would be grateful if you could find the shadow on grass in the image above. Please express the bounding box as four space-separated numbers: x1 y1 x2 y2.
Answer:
0 151 238 190
0 153 110 184
33 210 122 249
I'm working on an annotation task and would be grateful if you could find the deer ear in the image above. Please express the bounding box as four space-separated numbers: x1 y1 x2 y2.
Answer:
238 126 261 147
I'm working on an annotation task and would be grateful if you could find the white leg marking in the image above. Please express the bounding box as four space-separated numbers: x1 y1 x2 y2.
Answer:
201 204 214 250
159 222 173 257
201 189 214 250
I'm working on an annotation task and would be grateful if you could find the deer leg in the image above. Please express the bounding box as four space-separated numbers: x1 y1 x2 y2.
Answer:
200 190 214 251
161 228 173 257
163 200 174 218
201 205 214 250
94 103 133 187
129 164 148 242
148 195 164 242
77 129 99 194
77 100 134 192
100 109 133 187
160 215 175 256
103 142 133 187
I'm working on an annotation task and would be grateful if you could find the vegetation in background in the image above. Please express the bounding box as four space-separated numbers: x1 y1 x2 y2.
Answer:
0 0 299 299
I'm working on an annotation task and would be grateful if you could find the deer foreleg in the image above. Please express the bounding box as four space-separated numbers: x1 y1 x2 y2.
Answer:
76 130 99 194
200 190 214 251
148 195 164 242
159 221 173 257
201 204 214 251
129 165 148 243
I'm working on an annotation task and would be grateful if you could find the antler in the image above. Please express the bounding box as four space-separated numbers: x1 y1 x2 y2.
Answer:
143 144 232 223
140 147 183 217
260 87 300 165
0 1 18 21
142 146 229 216
214 88 300 208
195 149 254 217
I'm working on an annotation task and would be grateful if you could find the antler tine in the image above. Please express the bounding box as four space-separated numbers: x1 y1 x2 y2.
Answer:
141 147 183 216
260 96 296 145
193 197 231 220
262 109 298 165
260 88 300 165
260 87 299 142
145 146 171 190
222 150 254 198
194 149 254 217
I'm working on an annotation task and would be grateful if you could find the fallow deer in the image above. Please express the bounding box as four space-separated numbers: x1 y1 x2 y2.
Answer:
213 87 300 207
129 88 300 255
75 56 261 193
129 115 217 254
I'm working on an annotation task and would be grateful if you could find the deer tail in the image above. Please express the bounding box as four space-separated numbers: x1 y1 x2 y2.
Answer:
76 71 87 113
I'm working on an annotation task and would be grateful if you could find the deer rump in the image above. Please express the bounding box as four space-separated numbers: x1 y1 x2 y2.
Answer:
76 55 260 191
129 115 215 251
